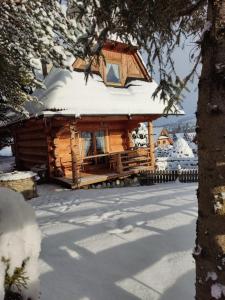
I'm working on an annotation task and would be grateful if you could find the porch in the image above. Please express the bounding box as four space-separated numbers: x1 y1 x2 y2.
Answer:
52 147 154 188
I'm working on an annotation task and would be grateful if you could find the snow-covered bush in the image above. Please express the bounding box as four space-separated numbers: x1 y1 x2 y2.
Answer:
156 137 198 170
168 137 194 158
132 123 148 147
156 157 198 170
188 141 198 155
0 188 41 300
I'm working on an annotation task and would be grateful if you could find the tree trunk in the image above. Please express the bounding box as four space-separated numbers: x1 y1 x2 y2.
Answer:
195 0 225 298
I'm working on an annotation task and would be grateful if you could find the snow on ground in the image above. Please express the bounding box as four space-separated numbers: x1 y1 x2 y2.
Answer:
31 182 197 300
0 146 12 157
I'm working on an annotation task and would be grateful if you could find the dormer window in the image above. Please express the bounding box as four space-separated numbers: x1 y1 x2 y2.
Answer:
106 63 121 84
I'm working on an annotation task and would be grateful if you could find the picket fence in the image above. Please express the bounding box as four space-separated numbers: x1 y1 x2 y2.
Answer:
139 169 198 185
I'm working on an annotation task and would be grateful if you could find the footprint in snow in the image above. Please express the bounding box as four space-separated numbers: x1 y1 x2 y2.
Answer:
101 211 118 220
136 221 146 226
114 197 121 203
104 217 124 229
108 225 134 235
60 206 69 212
74 199 81 206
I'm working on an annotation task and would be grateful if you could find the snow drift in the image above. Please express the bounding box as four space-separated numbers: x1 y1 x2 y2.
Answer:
0 147 12 157
0 188 41 300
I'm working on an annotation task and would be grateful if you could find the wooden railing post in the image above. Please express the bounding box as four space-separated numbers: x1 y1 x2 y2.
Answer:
147 121 155 169
116 153 123 176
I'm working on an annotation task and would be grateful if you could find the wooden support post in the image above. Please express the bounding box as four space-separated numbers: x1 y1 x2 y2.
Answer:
105 128 110 153
116 153 124 176
69 122 81 187
147 121 155 169
44 119 55 178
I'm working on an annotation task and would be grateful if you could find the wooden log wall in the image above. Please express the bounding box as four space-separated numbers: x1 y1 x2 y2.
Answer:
13 119 48 170
48 118 74 178
13 116 156 181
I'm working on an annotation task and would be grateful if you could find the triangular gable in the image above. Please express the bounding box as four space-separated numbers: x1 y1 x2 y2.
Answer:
73 40 151 86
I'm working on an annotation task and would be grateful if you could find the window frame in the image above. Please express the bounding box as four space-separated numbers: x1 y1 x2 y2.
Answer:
105 61 122 86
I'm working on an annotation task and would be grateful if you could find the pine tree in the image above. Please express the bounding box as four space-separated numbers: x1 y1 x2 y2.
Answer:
0 0 96 119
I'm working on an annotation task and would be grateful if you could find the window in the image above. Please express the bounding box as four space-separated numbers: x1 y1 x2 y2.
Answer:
106 63 120 84
81 130 106 157
81 132 93 157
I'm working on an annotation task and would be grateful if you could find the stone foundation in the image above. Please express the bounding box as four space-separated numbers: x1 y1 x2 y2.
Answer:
0 171 37 200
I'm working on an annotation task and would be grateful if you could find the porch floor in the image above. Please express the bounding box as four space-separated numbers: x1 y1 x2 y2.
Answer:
52 166 151 189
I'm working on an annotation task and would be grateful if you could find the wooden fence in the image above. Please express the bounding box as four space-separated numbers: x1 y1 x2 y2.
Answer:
139 169 198 185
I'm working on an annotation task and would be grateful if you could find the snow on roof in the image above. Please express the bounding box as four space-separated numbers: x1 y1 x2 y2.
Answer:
107 33 138 47
27 68 183 117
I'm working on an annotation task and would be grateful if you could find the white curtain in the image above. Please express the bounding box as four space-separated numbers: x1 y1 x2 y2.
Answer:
96 130 105 154
81 132 92 156
106 63 120 83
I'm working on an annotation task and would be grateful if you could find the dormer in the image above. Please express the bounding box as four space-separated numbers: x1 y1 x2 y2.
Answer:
73 39 151 87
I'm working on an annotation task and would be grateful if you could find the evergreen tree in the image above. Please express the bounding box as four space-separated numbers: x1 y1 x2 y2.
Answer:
1 0 225 298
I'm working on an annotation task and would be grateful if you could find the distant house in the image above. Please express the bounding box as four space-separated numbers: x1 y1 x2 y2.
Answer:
7 39 182 188
154 127 173 148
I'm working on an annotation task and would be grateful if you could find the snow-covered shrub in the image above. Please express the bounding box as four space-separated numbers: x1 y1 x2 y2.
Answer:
155 138 198 170
168 137 194 158
0 188 41 300
3 257 29 300
188 141 198 155
132 123 148 147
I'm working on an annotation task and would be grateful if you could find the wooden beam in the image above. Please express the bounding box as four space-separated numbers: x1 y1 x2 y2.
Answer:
69 121 81 187
147 121 155 168
105 128 110 153
77 115 159 123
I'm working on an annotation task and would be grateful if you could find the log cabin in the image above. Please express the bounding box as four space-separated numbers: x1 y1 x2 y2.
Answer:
10 39 182 188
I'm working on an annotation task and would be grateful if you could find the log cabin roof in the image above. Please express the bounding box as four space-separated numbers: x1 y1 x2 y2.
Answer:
27 68 183 117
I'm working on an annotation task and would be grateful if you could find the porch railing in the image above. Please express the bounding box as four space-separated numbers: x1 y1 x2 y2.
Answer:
81 147 153 175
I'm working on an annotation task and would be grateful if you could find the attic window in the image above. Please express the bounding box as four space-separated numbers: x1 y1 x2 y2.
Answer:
106 63 120 84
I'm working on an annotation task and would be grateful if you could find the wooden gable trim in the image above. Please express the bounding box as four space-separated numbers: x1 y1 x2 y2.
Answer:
133 52 151 82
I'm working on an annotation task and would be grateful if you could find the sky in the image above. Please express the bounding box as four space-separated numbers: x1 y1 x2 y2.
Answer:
142 38 200 125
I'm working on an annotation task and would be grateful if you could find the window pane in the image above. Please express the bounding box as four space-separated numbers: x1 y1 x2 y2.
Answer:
81 132 93 157
106 63 120 83
95 130 105 154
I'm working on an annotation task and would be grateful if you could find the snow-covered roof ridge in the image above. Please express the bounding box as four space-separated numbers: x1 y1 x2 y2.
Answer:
28 68 184 117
